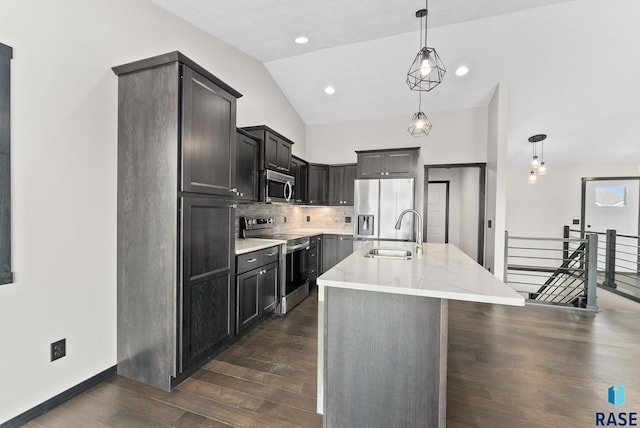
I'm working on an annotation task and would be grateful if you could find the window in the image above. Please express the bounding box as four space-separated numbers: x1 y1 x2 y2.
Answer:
595 186 627 207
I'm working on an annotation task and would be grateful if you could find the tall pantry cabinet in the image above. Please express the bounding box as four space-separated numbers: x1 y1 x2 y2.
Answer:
113 52 242 390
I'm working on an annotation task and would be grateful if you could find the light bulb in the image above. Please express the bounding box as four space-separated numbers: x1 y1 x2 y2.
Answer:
528 170 537 184
415 119 425 130
420 56 433 76
531 155 540 169
538 162 547 175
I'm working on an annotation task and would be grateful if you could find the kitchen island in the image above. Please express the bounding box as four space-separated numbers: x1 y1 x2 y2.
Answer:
317 240 524 428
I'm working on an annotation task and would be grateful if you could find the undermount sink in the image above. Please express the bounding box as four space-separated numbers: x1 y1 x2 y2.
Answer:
364 248 412 260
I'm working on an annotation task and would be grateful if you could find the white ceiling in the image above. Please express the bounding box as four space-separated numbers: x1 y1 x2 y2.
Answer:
151 0 640 166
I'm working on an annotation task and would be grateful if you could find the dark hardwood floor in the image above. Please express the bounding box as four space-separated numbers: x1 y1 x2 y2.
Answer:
24 290 640 427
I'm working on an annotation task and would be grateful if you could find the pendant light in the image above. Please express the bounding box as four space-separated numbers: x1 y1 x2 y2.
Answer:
406 0 446 92
408 92 432 137
527 134 548 183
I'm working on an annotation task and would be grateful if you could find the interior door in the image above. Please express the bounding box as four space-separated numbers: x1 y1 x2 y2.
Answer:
584 179 640 273
426 182 449 243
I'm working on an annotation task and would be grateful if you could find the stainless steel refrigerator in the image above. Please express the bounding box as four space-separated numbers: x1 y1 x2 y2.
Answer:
353 178 415 246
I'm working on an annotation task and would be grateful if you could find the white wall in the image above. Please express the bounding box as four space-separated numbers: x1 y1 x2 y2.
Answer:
506 162 640 237
306 107 488 220
0 0 305 423
459 167 480 260
485 82 510 278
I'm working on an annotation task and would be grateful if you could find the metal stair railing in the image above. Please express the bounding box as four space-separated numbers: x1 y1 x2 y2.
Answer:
573 227 640 303
504 231 598 309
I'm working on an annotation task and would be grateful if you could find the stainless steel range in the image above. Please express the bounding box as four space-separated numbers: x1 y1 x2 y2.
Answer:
241 216 310 314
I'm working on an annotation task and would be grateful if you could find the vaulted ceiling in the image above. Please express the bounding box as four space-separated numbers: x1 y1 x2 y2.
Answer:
150 0 640 166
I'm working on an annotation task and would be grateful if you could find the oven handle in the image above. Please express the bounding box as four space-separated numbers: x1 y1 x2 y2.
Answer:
286 240 310 253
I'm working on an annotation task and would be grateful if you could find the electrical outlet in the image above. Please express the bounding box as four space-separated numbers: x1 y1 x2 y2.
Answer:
306 216 311 222
345 216 352 224
51 338 66 362
572 219 580 225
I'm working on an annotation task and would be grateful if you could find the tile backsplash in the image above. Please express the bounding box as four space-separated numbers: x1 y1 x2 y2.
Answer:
236 203 354 237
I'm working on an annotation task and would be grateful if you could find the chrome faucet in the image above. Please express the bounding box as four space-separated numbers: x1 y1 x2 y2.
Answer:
394 209 423 255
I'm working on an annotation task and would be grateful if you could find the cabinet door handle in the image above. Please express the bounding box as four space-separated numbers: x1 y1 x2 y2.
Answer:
265 252 277 256
246 258 258 263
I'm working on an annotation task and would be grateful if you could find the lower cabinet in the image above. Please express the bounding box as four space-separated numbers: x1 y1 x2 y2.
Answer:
180 197 235 375
322 234 354 273
236 246 280 334
308 235 321 286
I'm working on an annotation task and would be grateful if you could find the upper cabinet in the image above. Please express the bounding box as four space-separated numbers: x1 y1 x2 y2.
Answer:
0 43 12 286
235 129 260 202
181 66 238 196
329 164 356 206
290 155 308 203
356 148 420 179
308 163 329 205
242 125 294 174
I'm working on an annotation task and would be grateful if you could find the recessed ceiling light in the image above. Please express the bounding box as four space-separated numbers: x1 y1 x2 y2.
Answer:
455 66 469 76
295 36 309 44
324 86 335 95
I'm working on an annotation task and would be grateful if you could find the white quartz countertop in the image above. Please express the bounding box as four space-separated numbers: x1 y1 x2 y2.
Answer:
288 228 352 236
317 240 525 306
235 229 353 255
235 238 285 255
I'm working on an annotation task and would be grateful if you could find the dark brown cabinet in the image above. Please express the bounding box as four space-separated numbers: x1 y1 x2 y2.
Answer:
236 246 279 334
0 43 12 286
307 235 321 286
290 155 308 203
308 163 329 205
181 197 235 372
329 164 356 206
356 148 420 179
235 129 260 201
181 66 237 196
243 125 293 173
322 234 354 273
113 51 242 390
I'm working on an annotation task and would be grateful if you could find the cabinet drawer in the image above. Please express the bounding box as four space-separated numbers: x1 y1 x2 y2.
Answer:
237 246 280 274
237 251 262 274
260 246 280 265
309 235 321 248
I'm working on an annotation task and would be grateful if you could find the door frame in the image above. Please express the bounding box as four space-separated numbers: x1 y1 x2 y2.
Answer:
426 181 450 243
581 176 640 275
580 176 640 236
424 163 486 265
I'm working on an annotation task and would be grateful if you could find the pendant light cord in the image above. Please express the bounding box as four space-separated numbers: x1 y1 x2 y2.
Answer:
424 0 429 47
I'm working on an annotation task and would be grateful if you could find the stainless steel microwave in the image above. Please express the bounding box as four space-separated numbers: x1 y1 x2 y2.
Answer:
265 169 295 203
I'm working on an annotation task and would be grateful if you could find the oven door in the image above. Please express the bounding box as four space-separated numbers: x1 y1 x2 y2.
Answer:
266 169 294 203
286 246 309 295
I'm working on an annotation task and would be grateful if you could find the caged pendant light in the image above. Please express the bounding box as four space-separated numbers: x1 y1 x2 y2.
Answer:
407 92 432 137
406 0 446 92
